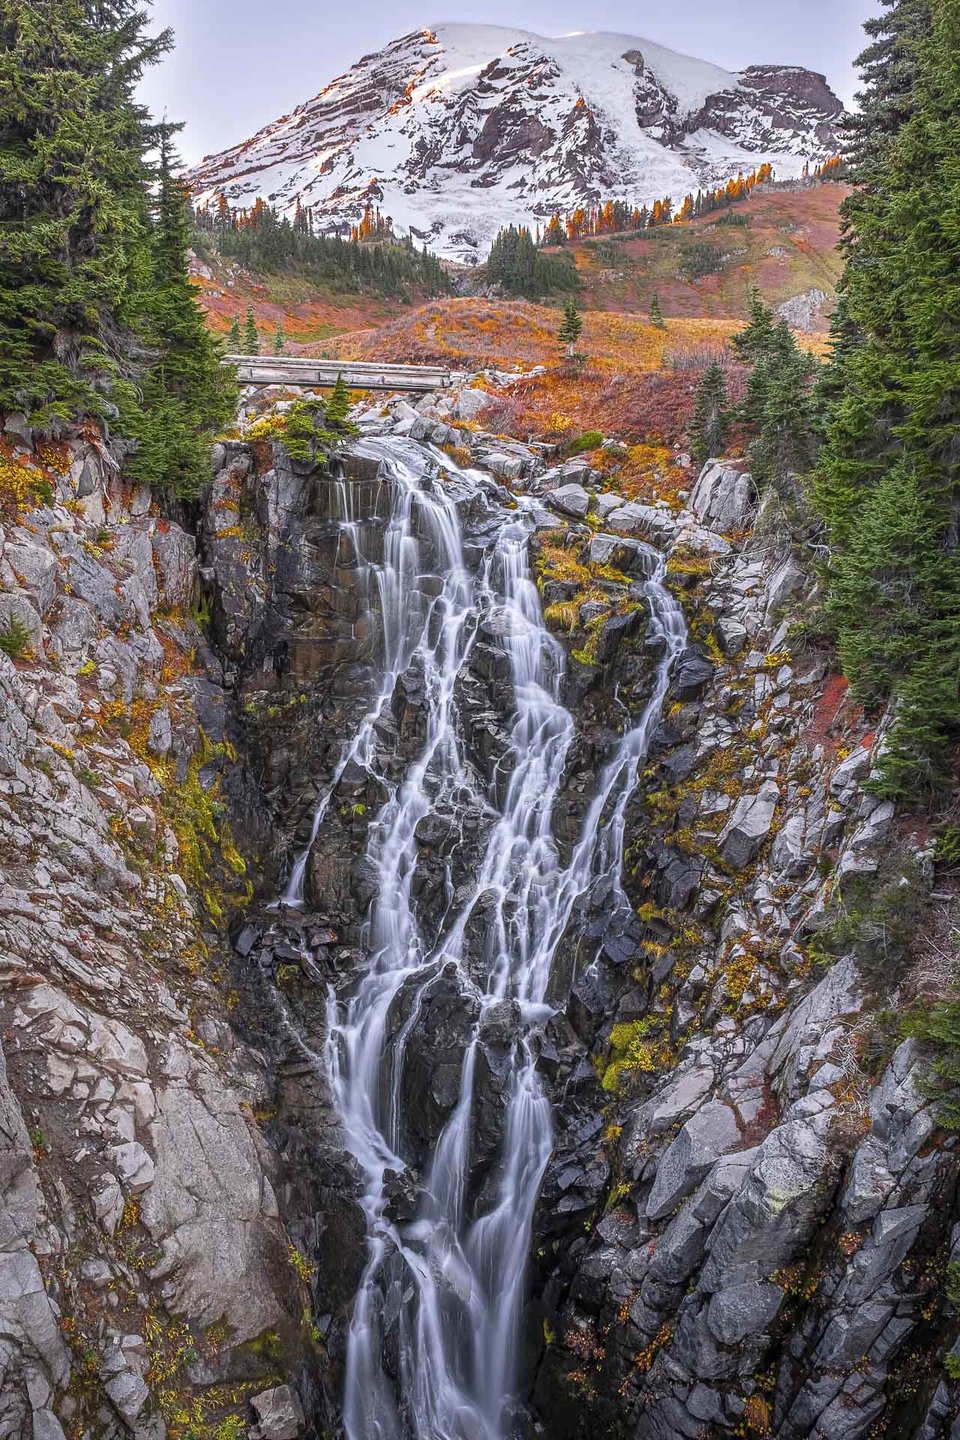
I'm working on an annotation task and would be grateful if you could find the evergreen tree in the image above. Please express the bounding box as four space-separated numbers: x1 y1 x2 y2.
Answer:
326 373 351 427
486 225 578 299
814 0 960 794
649 294 665 328
558 299 584 356
731 293 817 498
227 316 242 351
243 308 260 355
691 363 730 467
731 288 778 367
0 0 169 426
123 129 236 498
273 321 287 355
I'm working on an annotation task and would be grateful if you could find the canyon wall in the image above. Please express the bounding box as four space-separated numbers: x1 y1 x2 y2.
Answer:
1 393 957 1440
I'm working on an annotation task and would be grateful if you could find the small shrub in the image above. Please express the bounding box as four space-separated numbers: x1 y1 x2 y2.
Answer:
0 617 33 659
567 430 604 455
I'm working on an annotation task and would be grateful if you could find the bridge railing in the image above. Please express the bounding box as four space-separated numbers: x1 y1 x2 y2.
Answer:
223 355 453 393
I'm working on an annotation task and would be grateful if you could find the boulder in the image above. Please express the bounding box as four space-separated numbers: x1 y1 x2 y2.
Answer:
672 523 732 558
589 533 659 576
670 649 715 702
718 780 779 869
4 542 58 616
607 501 676 542
690 461 756 533
829 744 873 803
595 492 626 520
454 388 493 421
646 1100 743 1220
716 617 748 657
250 1386 306 1440
764 556 806 621
547 483 590 520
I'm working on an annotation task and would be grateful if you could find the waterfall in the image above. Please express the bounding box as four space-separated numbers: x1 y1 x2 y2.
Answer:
285 436 687 1440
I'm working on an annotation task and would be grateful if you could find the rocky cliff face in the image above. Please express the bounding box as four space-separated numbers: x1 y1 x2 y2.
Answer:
0 429 323 1440
2 389 958 1440
187 24 844 260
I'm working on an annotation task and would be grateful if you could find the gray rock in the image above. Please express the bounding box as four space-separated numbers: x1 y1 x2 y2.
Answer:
777 288 828 332
829 744 873 803
454 388 493 421
595 492 625 520
140 1052 289 1341
690 461 756 533
716 617 748 656
706 1280 783 1344
589 533 659 576
670 649 715 702
147 707 173 758
764 556 806 621
0 589 43 656
547 483 590 519
151 525 197 610
0 1043 71 1420
647 1069 715 1135
4 542 58 616
646 1101 743 1220
718 780 779 869
607 501 677 541
672 523 732 558
250 1385 306 1440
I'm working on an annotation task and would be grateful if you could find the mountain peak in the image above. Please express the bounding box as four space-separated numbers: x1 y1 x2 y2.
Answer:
187 22 844 262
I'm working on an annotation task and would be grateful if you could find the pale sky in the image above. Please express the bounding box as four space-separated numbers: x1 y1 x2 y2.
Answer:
140 0 876 166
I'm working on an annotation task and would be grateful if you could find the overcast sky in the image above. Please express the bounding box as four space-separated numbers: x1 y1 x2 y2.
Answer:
141 0 876 166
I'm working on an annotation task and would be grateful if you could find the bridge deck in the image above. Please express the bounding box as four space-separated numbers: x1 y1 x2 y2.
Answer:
225 355 452 392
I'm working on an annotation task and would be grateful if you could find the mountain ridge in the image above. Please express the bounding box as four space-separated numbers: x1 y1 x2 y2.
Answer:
187 23 845 261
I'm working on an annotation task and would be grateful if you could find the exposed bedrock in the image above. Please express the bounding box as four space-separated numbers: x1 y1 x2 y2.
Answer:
2 385 957 1440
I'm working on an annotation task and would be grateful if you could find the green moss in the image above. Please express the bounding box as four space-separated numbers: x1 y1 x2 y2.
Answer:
165 741 252 923
600 1016 672 1092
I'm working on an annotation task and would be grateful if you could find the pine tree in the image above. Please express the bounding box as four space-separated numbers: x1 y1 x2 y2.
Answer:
326 373 351 427
273 322 287 355
731 288 778 367
227 316 242 351
0 0 170 426
649 294 665 328
732 293 817 499
243 308 260 356
814 0 960 794
691 363 730 467
558 299 584 356
122 129 236 497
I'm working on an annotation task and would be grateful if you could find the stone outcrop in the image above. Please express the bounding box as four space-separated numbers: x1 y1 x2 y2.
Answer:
2 402 956 1440
0 425 316 1439
525 462 957 1440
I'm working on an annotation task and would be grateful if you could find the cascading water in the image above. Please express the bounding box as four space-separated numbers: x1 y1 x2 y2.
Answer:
282 436 687 1439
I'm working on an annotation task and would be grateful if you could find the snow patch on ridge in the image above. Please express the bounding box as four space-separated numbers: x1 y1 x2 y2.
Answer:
187 22 844 262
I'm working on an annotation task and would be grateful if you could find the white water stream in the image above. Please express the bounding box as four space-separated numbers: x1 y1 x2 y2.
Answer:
282 436 686 1440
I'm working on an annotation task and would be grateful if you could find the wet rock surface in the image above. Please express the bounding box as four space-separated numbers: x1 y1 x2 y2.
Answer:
2 402 957 1440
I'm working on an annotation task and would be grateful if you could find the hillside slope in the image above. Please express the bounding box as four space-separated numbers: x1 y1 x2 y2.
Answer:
565 181 849 324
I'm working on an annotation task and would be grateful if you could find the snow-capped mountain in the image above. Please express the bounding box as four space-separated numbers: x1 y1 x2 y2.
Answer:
187 24 844 262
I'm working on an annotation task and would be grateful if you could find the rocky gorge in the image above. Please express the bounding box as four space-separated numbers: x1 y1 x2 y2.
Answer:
1 381 958 1440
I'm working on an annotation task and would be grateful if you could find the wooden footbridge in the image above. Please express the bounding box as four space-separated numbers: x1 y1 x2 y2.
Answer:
225 355 453 393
